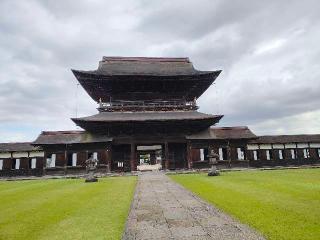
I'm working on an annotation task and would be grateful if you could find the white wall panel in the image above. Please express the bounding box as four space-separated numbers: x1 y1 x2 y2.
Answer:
273 144 284 149
51 154 56 168
0 153 11 158
200 149 204 161
12 152 28 158
237 148 245 160
285 143 296 148
15 159 20 169
310 143 320 148
247 144 259 150
297 143 309 148
260 144 272 149
72 153 77 166
29 151 44 157
218 148 223 160
266 150 271 160
31 158 36 169
279 150 283 159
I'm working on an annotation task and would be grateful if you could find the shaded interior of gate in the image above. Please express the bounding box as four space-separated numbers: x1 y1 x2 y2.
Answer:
111 143 187 171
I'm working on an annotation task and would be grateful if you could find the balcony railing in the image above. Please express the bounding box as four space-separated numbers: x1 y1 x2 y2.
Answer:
98 99 198 112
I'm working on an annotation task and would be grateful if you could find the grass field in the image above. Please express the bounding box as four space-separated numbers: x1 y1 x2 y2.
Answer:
0 176 137 240
170 168 320 240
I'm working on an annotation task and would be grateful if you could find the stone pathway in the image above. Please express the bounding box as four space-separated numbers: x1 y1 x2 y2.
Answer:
123 172 265 240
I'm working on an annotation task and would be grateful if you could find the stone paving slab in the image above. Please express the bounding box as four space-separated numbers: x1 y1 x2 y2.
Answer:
123 172 265 240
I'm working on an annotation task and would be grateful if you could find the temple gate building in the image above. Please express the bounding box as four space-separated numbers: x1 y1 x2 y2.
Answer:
0 57 320 177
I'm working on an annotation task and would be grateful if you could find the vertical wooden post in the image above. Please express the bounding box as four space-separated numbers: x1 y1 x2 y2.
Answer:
64 146 67 175
27 151 30 176
244 144 250 168
106 144 111 173
164 141 169 170
10 152 13 171
227 141 232 168
43 151 47 176
130 142 136 172
187 141 192 169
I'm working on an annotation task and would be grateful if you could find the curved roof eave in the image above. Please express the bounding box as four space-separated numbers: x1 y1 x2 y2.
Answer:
71 69 222 78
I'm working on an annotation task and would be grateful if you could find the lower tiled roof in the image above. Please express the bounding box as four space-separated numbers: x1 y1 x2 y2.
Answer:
72 111 222 123
0 142 41 152
33 131 112 145
250 135 320 144
186 126 257 140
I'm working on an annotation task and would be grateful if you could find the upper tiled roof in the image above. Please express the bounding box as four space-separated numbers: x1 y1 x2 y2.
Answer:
71 56 221 103
74 56 218 76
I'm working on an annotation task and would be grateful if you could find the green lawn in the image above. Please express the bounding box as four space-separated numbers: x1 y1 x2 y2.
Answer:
0 176 137 240
170 169 320 240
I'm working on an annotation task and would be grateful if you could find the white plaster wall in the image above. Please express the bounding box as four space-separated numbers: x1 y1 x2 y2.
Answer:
29 151 44 157
259 144 272 149
12 152 28 158
247 144 259 150
273 144 284 149
297 143 309 148
310 143 320 148
0 153 11 158
285 143 296 148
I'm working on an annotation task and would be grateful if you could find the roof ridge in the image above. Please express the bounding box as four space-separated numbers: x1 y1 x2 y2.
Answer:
0 142 32 144
42 130 85 135
211 126 249 130
259 134 320 137
102 56 190 63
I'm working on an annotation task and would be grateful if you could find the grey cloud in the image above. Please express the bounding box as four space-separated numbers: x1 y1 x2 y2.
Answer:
0 0 320 141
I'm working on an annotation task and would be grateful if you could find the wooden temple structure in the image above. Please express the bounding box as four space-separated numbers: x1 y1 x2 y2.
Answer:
0 57 320 177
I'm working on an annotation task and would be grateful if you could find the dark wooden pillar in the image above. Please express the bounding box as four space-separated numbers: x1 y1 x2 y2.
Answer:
150 152 156 165
187 141 192 169
227 141 232 168
64 148 67 175
130 143 136 171
106 144 112 172
245 144 250 168
27 151 30 175
43 151 47 175
164 141 169 170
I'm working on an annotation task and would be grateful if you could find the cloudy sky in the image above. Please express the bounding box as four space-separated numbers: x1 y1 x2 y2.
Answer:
0 0 320 142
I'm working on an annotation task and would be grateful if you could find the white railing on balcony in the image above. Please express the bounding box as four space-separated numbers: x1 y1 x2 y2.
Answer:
98 99 197 111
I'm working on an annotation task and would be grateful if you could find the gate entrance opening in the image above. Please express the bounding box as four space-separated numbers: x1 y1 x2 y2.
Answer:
137 145 162 171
